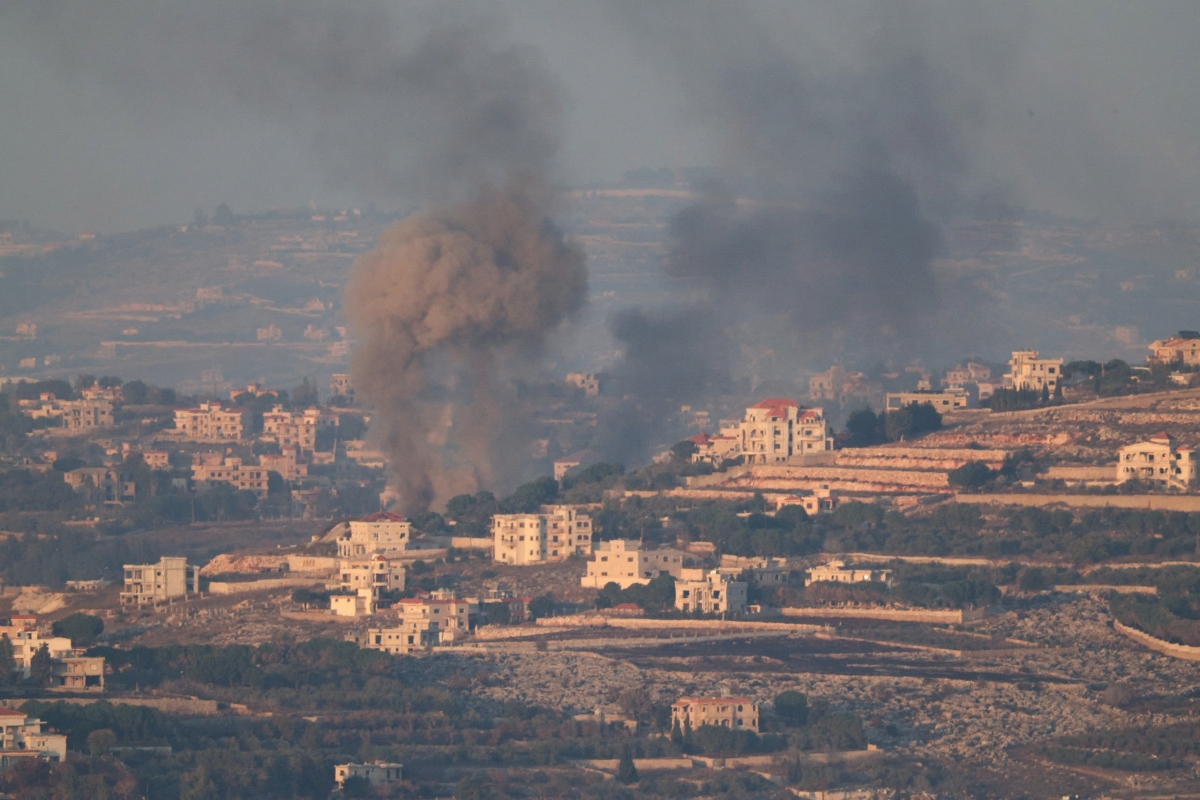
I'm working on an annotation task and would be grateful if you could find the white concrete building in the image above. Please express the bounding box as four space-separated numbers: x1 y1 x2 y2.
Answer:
173 402 250 441
492 505 593 565
120 557 199 606
337 512 412 558
1149 332 1200 366
1117 433 1197 490
671 696 758 734
0 707 67 765
58 399 114 431
330 373 355 402
738 398 832 465
674 569 747 614
885 390 967 413
261 405 337 454
1004 350 1063 393
581 540 690 589
363 591 476 654
805 560 894 587
334 761 403 790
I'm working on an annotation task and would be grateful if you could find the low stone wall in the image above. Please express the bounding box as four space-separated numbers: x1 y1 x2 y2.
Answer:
528 615 824 635
835 447 1007 471
1054 584 1157 595
1043 466 1116 482
1113 619 1200 662
51 696 221 716
207 577 323 595
582 758 693 771
781 607 963 624
957 493 1200 512
450 537 493 551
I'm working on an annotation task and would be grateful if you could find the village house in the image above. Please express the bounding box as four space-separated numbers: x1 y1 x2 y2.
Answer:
258 446 306 481
1004 350 1064 393
687 432 740 466
0 616 106 690
58 399 114 431
565 372 600 396
0 708 68 767
336 512 412 558
329 554 406 617
334 762 403 790
738 398 832 465
261 405 337 454
805 560 894 587
492 505 594 565
1148 331 1200 366
1117 433 1197 490
671 696 759 734
362 591 476 654
174 401 250 441
885 390 968 413
63 467 134 504
717 555 791 587
191 453 270 498
330 373 355 402
120 557 199 606
675 569 747 614
808 366 881 406
581 539 691 589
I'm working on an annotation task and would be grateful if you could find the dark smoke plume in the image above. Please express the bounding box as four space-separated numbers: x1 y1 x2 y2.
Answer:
607 3 1008 402
345 183 585 510
2 0 585 509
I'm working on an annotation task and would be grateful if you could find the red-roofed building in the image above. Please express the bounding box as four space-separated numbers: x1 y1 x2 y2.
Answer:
687 432 740 466
738 398 832 464
671 696 758 734
1150 332 1200 366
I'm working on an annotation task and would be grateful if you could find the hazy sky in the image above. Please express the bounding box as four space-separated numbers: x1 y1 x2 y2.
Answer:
1 1 1198 233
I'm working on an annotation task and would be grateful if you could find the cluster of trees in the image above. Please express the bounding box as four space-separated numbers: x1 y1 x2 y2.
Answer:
1111 593 1200 647
594 575 677 612
682 504 818 558
844 402 942 447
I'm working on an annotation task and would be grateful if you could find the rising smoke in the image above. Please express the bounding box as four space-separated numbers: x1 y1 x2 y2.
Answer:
606 3 1012 410
345 182 585 511
1 0 586 510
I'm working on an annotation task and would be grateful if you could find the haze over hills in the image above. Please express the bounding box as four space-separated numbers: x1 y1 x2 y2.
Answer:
2 179 1198 395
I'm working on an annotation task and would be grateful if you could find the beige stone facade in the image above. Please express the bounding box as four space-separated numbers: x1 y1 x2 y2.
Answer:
885 391 967 412
363 591 476 653
1117 433 1197 490
191 454 270 497
674 569 747 614
261 405 337 454
805 559 894 587
738 398 832 465
1004 350 1063 393
492 505 593 565
1149 333 1200 366
581 540 690 589
121 557 199 606
58 399 114 431
0 708 67 763
174 402 250 440
334 762 403 789
337 513 412 558
671 696 758 734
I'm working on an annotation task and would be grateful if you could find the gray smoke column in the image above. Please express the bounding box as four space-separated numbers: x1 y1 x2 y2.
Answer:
1 0 585 508
345 182 586 511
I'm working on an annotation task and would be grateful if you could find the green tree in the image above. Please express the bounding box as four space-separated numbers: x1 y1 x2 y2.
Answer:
52 613 104 646
774 690 809 726
845 408 883 447
29 643 53 685
616 746 639 784
122 380 148 404
671 439 699 463
0 635 15 684
341 775 371 797
87 728 116 756
528 594 555 620
292 377 320 407
948 461 994 490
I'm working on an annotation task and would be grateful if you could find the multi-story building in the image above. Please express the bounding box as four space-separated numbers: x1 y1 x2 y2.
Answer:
58 399 114 431
674 569 747 614
174 402 250 441
1149 331 1200 366
330 373 355 403
670 696 759 734
884 390 968 413
805 560 894 587
334 762 403 790
1117 433 1197 490
259 446 306 481
943 362 992 388
191 454 270 498
362 591 476 654
553 449 600 481
1004 350 1063 393
63 467 133 504
336 554 406 597
337 512 412 558
717 556 791 588
566 372 600 396
120 557 199 606
0 617 106 690
492 505 593 565
261 405 337 454
737 398 832 465
0 707 68 766
687 432 740 466
581 539 690 589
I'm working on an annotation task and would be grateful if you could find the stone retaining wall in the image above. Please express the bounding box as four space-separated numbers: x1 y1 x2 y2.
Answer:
781 606 964 624
207 577 322 595
1113 619 1200 662
957 493 1200 512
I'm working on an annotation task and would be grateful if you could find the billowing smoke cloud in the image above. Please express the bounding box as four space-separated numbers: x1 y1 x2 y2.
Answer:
605 2 1012 404
345 183 585 510
2 0 585 509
